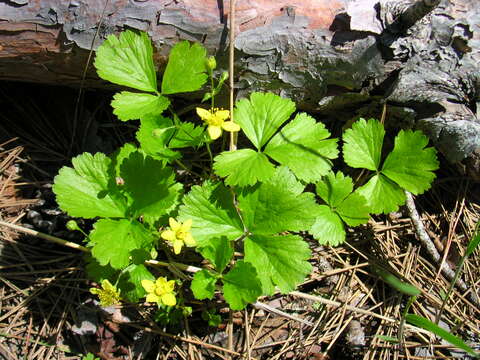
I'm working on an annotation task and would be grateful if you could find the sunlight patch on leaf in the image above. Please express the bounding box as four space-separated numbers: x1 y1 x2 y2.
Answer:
90 219 154 270
244 234 311 295
120 152 182 222
310 205 346 246
112 92 170 121
53 152 127 219
237 168 317 234
265 113 338 183
382 130 439 195
94 30 157 92
234 92 296 149
357 174 406 214
213 149 276 186
178 181 244 245
222 261 262 310
161 41 208 94
343 118 385 171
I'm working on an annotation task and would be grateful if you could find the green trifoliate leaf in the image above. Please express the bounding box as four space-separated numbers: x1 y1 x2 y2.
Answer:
381 130 439 195
118 264 155 302
357 174 406 214
222 261 262 310
264 113 338 183
336 192 370 226
310 205 346 246
89 219 154 270
312 172 370 245
213 149 276 186
316 171 353 208
178 181 244 245
191 269 217 300
343 118 385 171
111 92 170 121
120 152 182 222
53 152 127 218
94 30 157 92
238 168 317 234
271 166 305 195
161 41 208 94
244 234 311 295
235 92 296 149
316 172 370 227
198 237 233 273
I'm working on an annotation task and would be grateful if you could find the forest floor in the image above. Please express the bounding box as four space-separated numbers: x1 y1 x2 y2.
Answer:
0 82 479 360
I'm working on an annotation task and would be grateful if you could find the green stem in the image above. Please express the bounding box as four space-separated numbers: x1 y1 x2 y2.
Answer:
205 141 213 167
210 73 215 109
399 295 416 348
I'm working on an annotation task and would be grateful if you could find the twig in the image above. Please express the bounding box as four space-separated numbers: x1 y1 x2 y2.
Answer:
228 0 237 152
0 220 89 252
0 220 202 273
289 291 430 334
404 191 480 307
125 323 255 358
252 301 314 327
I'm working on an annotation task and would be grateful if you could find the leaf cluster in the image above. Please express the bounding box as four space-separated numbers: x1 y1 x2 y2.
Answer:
53 30 440 313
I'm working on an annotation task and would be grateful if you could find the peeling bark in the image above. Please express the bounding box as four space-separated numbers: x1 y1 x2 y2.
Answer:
0 0 478 173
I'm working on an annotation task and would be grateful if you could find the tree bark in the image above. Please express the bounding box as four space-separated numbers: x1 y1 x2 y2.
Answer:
0 0 479 174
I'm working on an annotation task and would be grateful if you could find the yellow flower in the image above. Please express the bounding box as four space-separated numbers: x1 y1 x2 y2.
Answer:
196 107 240 140
90 279 121 307
141 277 177 306
161 218 196 254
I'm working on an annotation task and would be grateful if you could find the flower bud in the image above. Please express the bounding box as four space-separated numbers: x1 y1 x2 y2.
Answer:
206 56 217 71
219 71 228 83
66 220 80 231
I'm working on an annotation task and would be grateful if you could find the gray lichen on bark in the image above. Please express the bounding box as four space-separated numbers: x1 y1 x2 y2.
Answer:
374 0 480 163
235 11 384 109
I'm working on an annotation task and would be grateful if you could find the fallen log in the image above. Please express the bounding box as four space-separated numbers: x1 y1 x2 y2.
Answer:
0 0 478 175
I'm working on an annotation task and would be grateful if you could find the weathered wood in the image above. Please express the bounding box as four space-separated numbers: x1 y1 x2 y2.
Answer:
0 0 478 173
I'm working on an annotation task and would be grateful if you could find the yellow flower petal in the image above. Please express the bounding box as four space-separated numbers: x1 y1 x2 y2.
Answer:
101 279 115 292
173 239 183 254
208 125 222 140
222 121 240 132
161 229 176 241
215 109 230 121
90 288 101 295
146 293 161 303
166 280 176 292
156 277 168 287
141 279 155 293
183 233 196 247
161 293 177 306
181 219 192 232
196 107 211 121
169 217 181 231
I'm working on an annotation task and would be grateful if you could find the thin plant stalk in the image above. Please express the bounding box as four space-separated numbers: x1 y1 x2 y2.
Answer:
435 222 480 324
399 295 417 348
228 0 237 152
